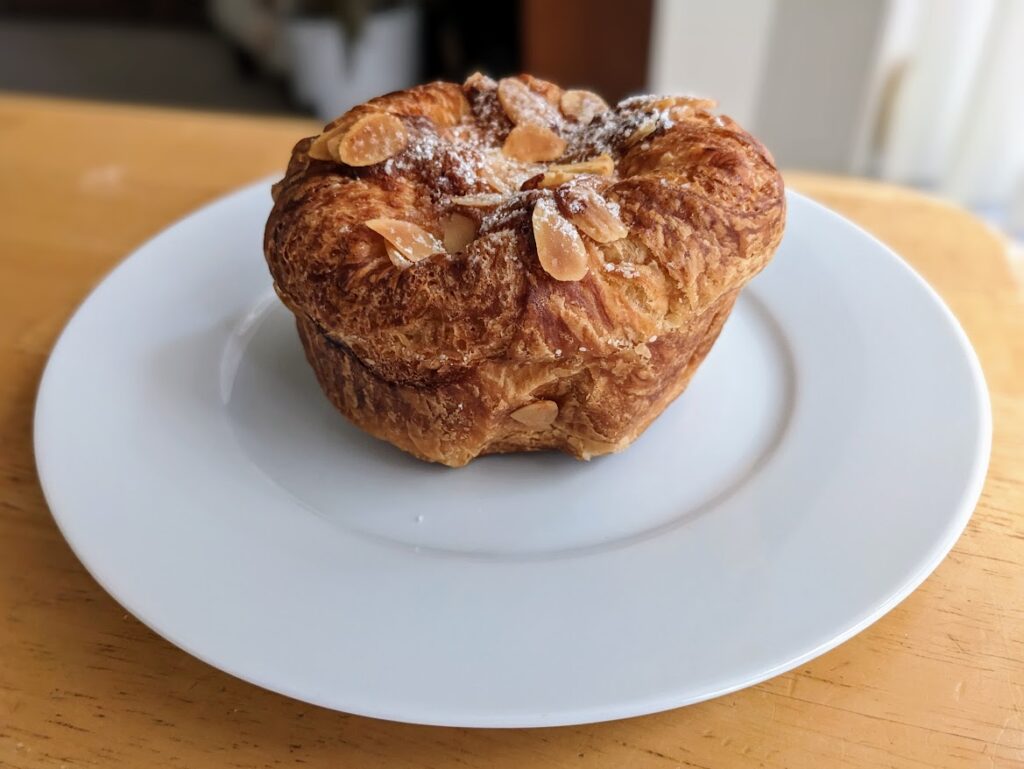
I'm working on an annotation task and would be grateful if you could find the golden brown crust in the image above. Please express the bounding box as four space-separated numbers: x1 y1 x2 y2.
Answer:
264 75 785 466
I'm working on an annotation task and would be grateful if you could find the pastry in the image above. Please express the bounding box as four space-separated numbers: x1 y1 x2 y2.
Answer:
264 74 785 467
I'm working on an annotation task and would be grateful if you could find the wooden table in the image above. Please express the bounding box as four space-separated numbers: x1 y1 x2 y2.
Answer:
1 94 1022 769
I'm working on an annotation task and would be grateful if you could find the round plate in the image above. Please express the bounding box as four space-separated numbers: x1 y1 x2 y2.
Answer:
35 181 990 727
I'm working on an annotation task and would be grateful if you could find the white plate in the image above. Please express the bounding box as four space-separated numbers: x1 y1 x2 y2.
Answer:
35 181 990 727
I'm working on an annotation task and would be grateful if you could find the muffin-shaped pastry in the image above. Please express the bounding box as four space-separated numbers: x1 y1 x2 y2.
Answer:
264 74 785 467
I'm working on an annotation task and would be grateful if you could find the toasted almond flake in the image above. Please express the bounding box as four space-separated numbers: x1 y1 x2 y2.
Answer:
502 123 566 163
477 150 524 192
559 186 628 243
625 121 658 147
384 243 412 269
521 74 563 107
326 131 347 160
510 400 558 429
307 124 346 160
450 193 505 207
497 77 559 125
536 154 614 188
464 71 497 90
443 213 477 253
534 172 579 190
532 197 589 281
334 113 407 166
365 218 442 265
560 89 609 123
621 94 717 114
652 95 717 112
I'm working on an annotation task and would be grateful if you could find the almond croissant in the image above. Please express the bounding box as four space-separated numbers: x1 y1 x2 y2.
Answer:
264 74 785 467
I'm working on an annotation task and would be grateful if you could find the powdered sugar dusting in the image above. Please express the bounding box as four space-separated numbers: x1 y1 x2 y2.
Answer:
380 125 484 195
604 261 639 278
478 192 535 234
498 77 561 127
564 105 675 161
339 81 713 257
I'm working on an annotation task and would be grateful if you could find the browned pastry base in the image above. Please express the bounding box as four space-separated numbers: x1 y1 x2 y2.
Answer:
265 74 785 467
296 289 738 466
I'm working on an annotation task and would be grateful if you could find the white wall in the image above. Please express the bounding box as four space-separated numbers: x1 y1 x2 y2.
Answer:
752 0 891 173
647 0 777 128
649 0 893 173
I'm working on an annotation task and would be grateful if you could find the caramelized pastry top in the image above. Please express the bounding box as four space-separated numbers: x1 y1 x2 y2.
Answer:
265 74 785 388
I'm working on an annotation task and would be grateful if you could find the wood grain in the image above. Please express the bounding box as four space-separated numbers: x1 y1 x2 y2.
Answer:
0 94 1022 769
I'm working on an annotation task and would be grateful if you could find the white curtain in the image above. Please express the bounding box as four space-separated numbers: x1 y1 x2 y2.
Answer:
936 0 1024 227
879 0 1024 229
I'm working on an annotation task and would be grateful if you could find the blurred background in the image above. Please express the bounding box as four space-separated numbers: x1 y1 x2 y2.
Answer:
1 0 1022 239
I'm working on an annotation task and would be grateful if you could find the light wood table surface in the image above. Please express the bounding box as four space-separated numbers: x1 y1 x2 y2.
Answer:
1 94 1022 769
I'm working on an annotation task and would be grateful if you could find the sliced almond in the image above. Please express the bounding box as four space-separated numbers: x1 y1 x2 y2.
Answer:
532 172 582 190
464 71 497 91
365 218 442 266
560 89 609 124
521 74 563 107
549 154 614 176
443 213 477 253
497 77 559 125
645 96 719 123
333 113 407 166
532 197 589 281
477 150 523 192
450 193 505 208
502 123 566 163
652 95 717 112
623 95 717 114
535 154 614 188
625 120 658 147
383 243 412 269
307 124 346 161
668 105 721 123
510 400 558 429
559 186 628 243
